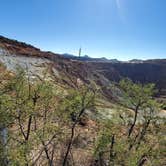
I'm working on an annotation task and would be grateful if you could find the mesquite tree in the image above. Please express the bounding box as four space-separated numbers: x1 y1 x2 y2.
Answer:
93 79 162 166
119 79 157 138
61 86 96 166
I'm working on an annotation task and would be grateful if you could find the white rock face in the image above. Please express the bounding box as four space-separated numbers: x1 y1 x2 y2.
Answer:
0 47 59 79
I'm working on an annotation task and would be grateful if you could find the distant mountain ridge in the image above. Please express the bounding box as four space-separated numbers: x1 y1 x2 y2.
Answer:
62 53 166 64
62 53 120 63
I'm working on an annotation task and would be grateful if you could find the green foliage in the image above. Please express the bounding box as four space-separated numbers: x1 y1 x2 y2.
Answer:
0 67 64 165
119 78 157 108
93 79 164 165
0 67 98 165
60 86 96 122
0 67 164 165
94 127 112 157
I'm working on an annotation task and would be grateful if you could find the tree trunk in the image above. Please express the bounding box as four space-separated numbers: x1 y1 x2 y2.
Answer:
128 104 140 137
63 108 85 166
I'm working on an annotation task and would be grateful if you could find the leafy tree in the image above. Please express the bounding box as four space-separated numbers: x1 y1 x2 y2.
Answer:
0 67 63 165
119 78 157 138
93 79 163 166
61 86 96 166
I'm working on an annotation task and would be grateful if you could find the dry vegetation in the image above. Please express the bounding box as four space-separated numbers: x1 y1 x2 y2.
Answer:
0 66 165 166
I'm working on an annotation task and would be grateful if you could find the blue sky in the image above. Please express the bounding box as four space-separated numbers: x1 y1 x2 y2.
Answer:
0 0 166 60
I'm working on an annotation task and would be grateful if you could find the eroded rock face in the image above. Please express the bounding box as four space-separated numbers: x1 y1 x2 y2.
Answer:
0 48 53 79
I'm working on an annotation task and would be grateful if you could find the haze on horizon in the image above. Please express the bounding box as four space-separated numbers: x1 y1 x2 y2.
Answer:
0 0 166 60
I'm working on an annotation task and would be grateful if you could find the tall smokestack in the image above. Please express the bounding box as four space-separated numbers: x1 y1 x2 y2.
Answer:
79 47 81 57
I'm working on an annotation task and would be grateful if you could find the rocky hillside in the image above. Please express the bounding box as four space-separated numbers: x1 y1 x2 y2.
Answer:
89 61 166 95
0 36 165 166
0 35 166 96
